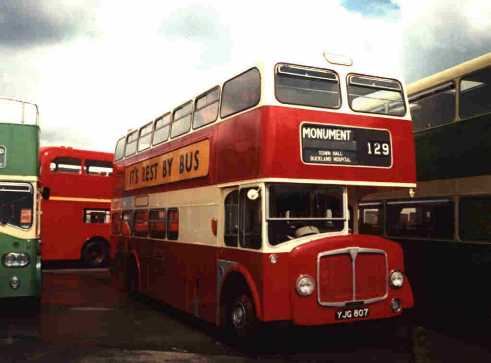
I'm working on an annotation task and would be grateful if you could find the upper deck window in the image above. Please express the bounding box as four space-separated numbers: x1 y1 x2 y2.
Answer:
348 74 405 116
85 159 113 176
460 66 491 119
0 182 33 229
275 64 341 109
153 113 171 145
125 130 138 157
115 137 125 161
138 122 154 152
171 101 193 138
220 68 260 118
193 87 220 129
49 157 81 173
409 83 456 132
267 184 345 245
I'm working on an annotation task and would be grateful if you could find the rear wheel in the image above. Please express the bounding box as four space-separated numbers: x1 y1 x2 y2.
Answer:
82 239 109 268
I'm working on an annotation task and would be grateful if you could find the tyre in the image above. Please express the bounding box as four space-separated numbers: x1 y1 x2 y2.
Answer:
82 239 109 268
225 290 258 339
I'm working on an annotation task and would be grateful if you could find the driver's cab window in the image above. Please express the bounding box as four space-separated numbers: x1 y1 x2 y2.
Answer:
224 187 262 250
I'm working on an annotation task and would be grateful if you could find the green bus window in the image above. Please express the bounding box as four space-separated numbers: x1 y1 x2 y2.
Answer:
0 182 34 229
460 196 491 241
460 66 491 119
386 199 453 239
410 83 456 132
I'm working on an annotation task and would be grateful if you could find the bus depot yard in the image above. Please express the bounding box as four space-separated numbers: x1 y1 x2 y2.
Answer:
0 268 491 362
1 51 491 362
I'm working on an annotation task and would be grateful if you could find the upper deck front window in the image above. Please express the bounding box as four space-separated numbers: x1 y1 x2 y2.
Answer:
348 74 406 116
0 182 33 229
267 183 345 245
275 64 341 109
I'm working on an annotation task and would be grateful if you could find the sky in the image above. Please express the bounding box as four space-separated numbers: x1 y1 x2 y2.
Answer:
0 0 490 153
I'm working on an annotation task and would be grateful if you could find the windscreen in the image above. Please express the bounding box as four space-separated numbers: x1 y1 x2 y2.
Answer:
267 183 345 245
0 183 34 229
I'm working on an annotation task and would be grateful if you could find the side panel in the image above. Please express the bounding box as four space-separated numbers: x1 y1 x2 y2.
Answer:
0 234 41 298
0 124 39 176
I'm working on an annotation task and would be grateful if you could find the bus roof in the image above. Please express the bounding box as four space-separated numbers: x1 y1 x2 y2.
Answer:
40 146 113 161
407 52 491 97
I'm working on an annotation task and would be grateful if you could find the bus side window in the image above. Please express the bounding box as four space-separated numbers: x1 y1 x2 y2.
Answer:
167 208 179 240
115 137 126 161
193 86 220 129
125 130 138 157
171 101 193 139
460 196 491 241
138 122 153 152
239 188 262 250
460 66 491 119
49 157 81 173
84 209 110 224
149 208 166 239
134 209 149 237
224 190 239 247
85 159 113 176
153 113 171 145
359 205 383 235
220 68 260 119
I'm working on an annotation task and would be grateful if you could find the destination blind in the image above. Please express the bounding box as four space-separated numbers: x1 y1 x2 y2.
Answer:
301 123 392 167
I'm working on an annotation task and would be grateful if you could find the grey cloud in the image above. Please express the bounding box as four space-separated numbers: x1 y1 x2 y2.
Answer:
0 0 99 49
402 6 491 83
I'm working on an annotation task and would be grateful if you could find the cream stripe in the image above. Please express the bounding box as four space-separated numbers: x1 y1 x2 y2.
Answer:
50 196 111 203
0 175 38 182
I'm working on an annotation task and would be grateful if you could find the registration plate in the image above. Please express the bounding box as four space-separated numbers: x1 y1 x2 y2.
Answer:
335 307 369 320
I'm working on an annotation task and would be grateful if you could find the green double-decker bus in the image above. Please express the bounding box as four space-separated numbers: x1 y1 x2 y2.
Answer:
0 97 41 306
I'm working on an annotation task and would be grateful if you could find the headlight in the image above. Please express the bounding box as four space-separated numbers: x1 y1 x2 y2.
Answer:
296 275 315 296
2 252 30 267
390 270 404 288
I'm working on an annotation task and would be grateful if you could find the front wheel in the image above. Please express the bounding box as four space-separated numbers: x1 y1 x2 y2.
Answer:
226 291 258 339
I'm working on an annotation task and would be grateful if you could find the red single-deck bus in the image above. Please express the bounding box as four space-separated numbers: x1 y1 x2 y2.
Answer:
111 53 416 337
40 147 113 267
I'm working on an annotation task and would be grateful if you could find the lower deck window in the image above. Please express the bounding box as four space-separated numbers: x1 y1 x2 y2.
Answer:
386 200 454 239
84 209 110 224
0 183 34 229
149 208 166 239
460 196 491 241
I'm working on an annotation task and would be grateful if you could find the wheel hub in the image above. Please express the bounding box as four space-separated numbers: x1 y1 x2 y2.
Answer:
232 302 246 328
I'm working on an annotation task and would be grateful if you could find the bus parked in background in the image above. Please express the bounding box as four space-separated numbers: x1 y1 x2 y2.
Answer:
40 147 113 267
111 53 416 337
0 97 41 305
359 52 491 315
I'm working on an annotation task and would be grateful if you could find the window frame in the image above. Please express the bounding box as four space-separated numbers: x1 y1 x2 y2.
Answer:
138 121 154 152
459 66 491 120
149 208 166 239
49 157 82 174
125 130 139 157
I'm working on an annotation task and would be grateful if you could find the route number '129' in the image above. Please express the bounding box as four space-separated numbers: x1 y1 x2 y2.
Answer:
367 141 390 156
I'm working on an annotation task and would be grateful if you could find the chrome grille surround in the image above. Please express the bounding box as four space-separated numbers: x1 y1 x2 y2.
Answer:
316 247 388 307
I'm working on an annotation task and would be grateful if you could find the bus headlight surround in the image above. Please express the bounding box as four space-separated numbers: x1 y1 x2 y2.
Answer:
2 252 31 267
296 275 315 296
389 270 404 288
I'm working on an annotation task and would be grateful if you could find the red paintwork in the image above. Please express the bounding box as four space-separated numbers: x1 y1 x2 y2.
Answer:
40 146 114 261
113 104 416 327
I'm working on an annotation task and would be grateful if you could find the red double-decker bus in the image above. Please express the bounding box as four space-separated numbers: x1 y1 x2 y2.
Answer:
40 147 113 267
111 53 416 337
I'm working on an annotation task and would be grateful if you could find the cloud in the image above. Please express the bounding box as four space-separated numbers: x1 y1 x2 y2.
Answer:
341 0 400 17
399 0 491 82
0 0 99 49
